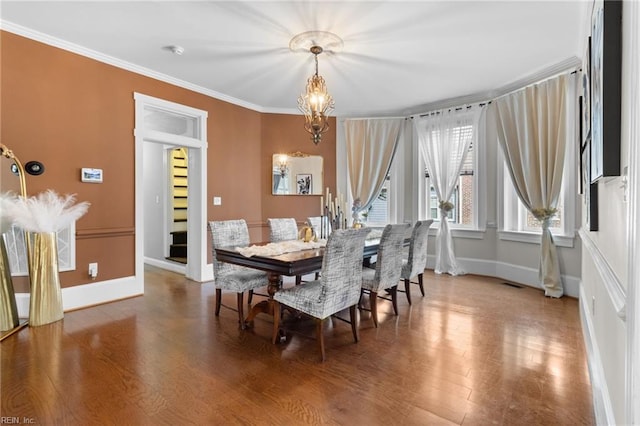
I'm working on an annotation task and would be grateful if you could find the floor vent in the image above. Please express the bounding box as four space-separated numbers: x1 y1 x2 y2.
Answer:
501 282 523 289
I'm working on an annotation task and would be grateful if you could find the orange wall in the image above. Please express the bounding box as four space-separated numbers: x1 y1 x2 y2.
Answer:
1 31 336 289
260 113 337 239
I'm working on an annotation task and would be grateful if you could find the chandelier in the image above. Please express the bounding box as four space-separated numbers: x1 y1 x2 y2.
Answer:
297 45 334 145
291 31 342 145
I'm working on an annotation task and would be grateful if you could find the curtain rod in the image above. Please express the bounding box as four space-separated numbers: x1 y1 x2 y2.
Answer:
413 102 491 119
411 68 578 120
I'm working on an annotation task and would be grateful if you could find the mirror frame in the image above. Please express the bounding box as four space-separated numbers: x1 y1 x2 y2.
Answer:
272 151 323 196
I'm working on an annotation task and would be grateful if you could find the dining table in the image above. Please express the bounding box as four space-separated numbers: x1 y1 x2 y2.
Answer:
214 237 384 328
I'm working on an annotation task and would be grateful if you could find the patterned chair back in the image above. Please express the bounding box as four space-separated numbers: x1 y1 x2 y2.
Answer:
317 227 371 318
307 216 332 238
405 220 433 278
267 218 298 242
209 219 250 277
373 223 411 288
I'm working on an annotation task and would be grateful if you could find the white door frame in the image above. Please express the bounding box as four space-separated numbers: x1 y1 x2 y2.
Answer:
134 93 212 283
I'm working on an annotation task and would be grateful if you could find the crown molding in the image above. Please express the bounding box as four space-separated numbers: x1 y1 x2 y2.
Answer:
400 56 582 117
1 20 581 119
0 20 271 113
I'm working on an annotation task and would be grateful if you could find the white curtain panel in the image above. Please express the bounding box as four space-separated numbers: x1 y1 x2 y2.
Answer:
345 118 403 222
492 74 569 298
414 109 478 275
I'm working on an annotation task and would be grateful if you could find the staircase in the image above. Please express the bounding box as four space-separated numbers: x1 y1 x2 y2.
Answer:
167 148 188 265
167 230 187 264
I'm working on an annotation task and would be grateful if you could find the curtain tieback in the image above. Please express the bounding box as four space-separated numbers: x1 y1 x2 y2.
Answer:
531 208 557 229
439 200 454 213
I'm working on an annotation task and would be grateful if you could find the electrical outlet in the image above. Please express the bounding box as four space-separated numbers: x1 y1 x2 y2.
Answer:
89 262 98 278
213 196 222 206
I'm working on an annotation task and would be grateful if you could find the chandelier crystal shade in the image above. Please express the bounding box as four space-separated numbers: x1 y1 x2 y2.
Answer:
297 46 334 145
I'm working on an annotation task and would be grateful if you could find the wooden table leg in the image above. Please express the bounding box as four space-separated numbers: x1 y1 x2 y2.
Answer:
244 272 281 327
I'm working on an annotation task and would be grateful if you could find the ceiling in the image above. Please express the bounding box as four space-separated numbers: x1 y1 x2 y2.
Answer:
0 1 588 117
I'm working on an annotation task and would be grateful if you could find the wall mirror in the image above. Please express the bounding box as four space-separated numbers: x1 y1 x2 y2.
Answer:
272 152 323 195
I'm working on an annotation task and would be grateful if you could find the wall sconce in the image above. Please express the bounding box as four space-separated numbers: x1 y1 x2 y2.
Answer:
277 155 289 177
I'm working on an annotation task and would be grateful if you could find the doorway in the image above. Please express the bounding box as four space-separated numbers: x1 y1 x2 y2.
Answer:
134 93 212 283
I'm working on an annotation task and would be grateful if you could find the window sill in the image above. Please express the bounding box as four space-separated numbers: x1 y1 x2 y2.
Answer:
428 227 486 240
498 230 575 248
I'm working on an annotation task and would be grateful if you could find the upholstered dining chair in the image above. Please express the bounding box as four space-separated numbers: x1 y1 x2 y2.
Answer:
400 219 433 305
209 219 268 329
268 218 299 242
307 216 332 239
272 227 371 362
268 217 305 285
360 223 411 327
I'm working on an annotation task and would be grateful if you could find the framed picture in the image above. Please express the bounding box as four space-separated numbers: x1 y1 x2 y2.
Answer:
81 168 103 183
590 2 603 181
296 173 312 195
581 137 598 231
581 37 591 147
590 0 621 183
582 136 590 205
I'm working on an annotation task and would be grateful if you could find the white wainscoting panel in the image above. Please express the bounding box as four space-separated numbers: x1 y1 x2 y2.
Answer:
580 285 616 426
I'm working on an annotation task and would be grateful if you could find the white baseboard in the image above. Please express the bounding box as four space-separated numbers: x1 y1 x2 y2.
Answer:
580 285 616 426
144 256 186 275
15 275 143 317
426 255 580 298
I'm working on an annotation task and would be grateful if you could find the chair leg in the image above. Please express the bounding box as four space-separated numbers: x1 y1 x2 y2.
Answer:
237 293 246 330
418 273 425 296
215 288 222 316
370 291 379 328
316 318 326 362
404 279 412 305
272 300 281 344
349 305 359 343
315 272 320 280
295 275 302 286
390 285 399 315
248 289 253 304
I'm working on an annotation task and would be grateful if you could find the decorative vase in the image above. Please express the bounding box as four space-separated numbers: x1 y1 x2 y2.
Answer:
0 237 19 332
299 223 316 243
28 232 63 326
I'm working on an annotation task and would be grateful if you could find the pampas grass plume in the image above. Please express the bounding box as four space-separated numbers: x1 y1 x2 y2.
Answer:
2 190 90 233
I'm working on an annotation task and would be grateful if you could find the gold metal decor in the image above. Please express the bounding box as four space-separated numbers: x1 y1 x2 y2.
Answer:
28 232 63 326
0 238 19 331
0 143 26 332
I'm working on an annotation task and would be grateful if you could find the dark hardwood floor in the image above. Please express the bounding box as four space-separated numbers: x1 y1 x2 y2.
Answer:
1 266 594 425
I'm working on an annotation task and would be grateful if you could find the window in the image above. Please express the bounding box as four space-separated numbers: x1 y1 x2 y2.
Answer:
498 79 576 248
499 146 575 247
362 177 390 226
500 159 573 246
425 136 475 226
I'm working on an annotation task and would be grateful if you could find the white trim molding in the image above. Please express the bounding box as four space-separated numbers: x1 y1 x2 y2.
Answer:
498 230 575 248
579 229 627 321
0 20 279 114
14 275 143 317
580 285 617 426
134 93 211 283
425 255 580 298
625 1 640 423
144 257 186 275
